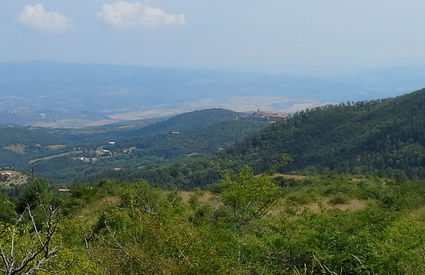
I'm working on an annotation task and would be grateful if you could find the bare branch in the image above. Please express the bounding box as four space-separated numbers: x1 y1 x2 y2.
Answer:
0 204 62 275
10 211 25 265
27 207 44 248
0 243 10 271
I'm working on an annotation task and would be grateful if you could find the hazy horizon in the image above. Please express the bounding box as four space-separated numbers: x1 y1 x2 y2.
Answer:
2 1 425 126
2 1 425 75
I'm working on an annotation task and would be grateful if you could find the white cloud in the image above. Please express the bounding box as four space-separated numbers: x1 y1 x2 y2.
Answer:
97 1 186 28
19 4 74 33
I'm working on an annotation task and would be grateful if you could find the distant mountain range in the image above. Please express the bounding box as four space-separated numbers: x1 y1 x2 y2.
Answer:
2 61 425 126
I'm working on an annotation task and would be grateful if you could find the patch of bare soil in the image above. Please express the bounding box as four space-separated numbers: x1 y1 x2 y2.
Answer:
302 198 369 213
4 144 26 154
46 145 67 150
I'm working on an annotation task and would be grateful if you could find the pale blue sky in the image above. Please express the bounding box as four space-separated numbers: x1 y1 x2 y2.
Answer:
1 0 425 74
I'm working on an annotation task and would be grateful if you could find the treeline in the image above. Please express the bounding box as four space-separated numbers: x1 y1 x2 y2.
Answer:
83 156 228 189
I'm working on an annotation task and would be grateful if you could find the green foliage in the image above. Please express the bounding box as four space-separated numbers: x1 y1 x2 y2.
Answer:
0 192 17 224
222 89 425 179
373 212 425 273
3 170 425 273
266 154 293 175
119 119 268 159
220 167 283 229
126 108 242 136
328 193 348 205
0 126 64 147
16 177 52 212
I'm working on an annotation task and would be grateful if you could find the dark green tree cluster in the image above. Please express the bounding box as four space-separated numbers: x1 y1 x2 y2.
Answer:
222 89 425 179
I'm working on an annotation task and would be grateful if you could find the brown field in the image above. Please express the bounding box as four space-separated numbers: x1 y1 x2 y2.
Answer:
4 144 26 154
33 119 117 128
46 144 68 150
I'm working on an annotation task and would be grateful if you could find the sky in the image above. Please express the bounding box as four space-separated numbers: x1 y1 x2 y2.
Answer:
1 0 425 74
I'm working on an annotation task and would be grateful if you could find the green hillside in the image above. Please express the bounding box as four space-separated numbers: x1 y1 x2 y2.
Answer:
0 126 71 169
118 119 268 159
124 108 240 137
0 126 64 147
83 89 425 189
23 112 267 184
222 89 425 178
33 120 267 185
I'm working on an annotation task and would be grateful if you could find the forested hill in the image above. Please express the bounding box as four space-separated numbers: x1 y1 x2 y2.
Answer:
0 126 64 147
120 108 240 137
0 108 268 184
223 88 425 179
53 108 242 143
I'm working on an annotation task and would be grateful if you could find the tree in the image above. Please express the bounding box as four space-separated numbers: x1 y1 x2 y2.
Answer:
0 204 67 274
0 193 17 224
266 154 293 175
220 167 282 229
16 177 52 213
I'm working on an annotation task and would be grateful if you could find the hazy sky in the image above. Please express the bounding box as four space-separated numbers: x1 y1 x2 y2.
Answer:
1 0 425 74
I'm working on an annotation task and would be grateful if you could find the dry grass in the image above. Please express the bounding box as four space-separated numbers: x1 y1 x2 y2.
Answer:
177 191 217 205
268 197 370 216
73 196 120 227
3 144 26 154
272 173 309 180
33 119 117 128
46 144 67 150
109 109 179 121
302 198 369 213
